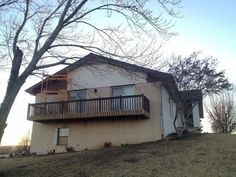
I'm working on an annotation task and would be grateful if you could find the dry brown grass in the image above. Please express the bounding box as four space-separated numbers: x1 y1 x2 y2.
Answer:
0 134 235 177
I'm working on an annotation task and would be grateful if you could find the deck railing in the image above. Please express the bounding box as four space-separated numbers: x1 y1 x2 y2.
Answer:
27 94 150 121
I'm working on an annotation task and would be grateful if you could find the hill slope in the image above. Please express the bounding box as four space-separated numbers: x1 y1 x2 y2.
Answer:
0 134 235 177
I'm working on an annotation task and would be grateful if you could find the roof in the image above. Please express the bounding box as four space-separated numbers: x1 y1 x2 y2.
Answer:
179 90 202 102
26 53 180 102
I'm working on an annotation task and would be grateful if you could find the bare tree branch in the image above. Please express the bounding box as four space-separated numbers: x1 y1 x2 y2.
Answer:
12 0 29 55
0 0 17 9
34 59 68 70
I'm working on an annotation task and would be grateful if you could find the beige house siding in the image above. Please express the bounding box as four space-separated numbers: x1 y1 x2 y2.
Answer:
68 64 147 90
87 86 111 99
35 93 58 103
35 87 111 104
161 86 176 137
30 82 162 154
35 89 67 103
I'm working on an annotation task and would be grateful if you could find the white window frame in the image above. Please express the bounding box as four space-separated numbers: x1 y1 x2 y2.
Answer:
57 128 69 146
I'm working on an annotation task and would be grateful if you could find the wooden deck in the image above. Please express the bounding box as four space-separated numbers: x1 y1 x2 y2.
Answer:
27 95 150 122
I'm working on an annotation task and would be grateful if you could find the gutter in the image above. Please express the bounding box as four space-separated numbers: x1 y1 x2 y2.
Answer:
160 84 164 139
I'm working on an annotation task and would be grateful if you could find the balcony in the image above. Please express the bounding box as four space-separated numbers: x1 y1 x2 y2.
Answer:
27 95 150 122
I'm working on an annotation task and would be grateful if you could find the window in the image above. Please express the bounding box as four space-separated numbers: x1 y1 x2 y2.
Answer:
69 89 87 100
111 85 135 110
112 85 134 97
57 128 69 146
69 89 87 113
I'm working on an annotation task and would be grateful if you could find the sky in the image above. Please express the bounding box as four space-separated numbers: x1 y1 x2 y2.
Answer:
162 0 236 80
1 0 236 145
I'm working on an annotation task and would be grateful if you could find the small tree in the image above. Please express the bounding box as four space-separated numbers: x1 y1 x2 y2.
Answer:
207 91 236 134
168 52 231 135
17 131 31 154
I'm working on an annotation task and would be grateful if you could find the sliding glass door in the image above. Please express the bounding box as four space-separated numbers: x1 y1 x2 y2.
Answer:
111 85 135 110
68 89 87 112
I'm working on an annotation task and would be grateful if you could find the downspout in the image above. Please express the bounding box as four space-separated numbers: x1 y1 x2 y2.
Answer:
160 84 164 139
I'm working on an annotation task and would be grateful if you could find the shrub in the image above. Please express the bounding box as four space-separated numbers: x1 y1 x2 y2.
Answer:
104 142 112 148
17 131 31 155
65 146 75 152
47 149 56 155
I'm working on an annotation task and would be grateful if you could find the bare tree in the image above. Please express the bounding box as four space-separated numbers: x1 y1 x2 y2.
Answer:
0 0 182 142
17 131 31 154
207 91 236 134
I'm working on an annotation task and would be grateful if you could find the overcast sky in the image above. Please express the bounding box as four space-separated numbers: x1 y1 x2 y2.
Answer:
1 0 236 145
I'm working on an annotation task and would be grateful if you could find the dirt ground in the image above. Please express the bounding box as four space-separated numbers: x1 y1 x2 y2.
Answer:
0 134 235 177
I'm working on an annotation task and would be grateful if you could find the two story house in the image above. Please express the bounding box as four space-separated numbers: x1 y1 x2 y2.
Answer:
26 53 203 154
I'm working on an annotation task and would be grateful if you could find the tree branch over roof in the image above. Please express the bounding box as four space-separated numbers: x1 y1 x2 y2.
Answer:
34 59 68 70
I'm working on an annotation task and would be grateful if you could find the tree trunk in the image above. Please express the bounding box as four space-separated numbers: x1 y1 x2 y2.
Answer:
173 103 187 138
0 79 25 143
0 46 27 143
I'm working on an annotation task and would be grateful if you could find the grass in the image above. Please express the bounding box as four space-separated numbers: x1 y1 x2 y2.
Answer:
0 134 235 177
